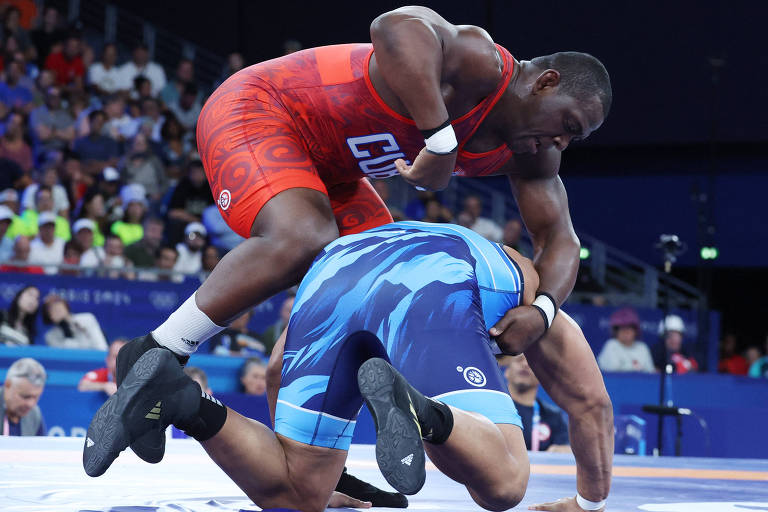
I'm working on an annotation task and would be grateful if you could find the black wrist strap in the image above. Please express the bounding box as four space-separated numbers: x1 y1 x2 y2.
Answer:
531 304 550 330
420 119 451 139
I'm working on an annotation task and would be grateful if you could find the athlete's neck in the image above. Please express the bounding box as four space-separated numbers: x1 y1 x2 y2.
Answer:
508 383 538 407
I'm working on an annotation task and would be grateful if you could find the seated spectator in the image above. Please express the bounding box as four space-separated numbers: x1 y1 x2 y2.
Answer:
124 216 164 268
1 357 47 436
174 221 206 274
138 244 181 282
240 357 267 396
118 43 166 97
214 52 244 88
184 366 213 395
502 218 524 253
29 211 63 273
20 185 70 240
78 338 127 396
159 112 191 174
260 293 294 355
88 43 122 96
0 59 34 113
0 235 43 274
653 315 698 374
71 218 100 261
202 203 244 251
201 244 221 279
597 308 655 373
98 166 123 219
59 239 82 275
0 112 33 174
1 7 33 56
160 58 199 107
30 6 65 68
497 354 570 452
460 195 503 242
138 97 165 143
42 293 108 350
120 133 166 200
111 184 146 246
0 204 14 260
420 198 452 223
29 85 74 160
21 168 70 219
749 338 768 378
44 32 84 87
167 159 214 241
74 188 107 246
210 309 265 357
169 82 202 131
81 233 134 278
1 188 26 239
718 333 749 375
73 110 120 175
0 285 40 345
103 95 138 143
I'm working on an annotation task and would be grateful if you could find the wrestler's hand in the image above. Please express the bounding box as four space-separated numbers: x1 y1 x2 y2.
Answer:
395 148 456 191
327 490 372 508
529 496 605 511
490 305 547 354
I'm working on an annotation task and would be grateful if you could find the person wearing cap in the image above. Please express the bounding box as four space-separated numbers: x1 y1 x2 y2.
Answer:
1 188 31 241
1 357 47 436
174 221 207 274
597 308 655 373
29 210 64 274
72 217 104 263
0 205 15 261
19 185 71 240
110 184 146 246
652 315 698 374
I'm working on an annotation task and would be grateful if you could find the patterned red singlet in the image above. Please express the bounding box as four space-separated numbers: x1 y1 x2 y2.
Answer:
197 43 515 237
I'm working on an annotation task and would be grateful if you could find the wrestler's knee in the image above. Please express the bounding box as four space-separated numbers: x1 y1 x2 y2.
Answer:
471 481 525 511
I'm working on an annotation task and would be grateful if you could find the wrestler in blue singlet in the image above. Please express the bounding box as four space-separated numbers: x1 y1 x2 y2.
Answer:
275 221 525 449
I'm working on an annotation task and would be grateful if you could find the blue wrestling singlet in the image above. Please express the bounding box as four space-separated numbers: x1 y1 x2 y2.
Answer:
275 221 525 449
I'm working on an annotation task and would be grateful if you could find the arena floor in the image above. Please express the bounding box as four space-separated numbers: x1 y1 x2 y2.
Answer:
1 436 767 511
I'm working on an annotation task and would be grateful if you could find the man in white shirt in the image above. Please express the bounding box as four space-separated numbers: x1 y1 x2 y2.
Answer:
174 221 206 275
118 44 166 97
29 211 64 274
74 218 105 267
461 195 503 242
597 308 655 373
0 205 14 261
88 43 123 95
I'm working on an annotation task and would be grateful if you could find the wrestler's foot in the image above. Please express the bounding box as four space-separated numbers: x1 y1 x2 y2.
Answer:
116 334 189 463
358 358 428 495
84 349 199 477
336 467 409 508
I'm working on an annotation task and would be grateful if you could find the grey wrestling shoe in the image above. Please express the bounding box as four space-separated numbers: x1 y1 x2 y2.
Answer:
115 334 189 464
84 349 198 477
357 358 427 495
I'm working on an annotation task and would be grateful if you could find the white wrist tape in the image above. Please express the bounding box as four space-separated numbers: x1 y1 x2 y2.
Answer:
424 124 458 154
576 493 606 511
532 293 557 329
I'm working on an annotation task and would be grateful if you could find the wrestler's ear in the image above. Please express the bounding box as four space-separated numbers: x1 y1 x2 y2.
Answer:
532 69 560 94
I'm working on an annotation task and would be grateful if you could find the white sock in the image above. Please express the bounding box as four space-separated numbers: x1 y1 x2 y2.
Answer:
152 293 225 355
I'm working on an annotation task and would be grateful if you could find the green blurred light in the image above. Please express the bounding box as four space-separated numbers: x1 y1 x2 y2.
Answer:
580 247 591 260
700 247 719 260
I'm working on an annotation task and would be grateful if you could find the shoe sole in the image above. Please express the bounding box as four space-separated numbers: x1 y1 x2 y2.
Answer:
116 336 167 464
357 358 426 495
83 349 176 477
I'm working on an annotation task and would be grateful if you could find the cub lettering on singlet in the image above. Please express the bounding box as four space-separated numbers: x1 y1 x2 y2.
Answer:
346 133 411 179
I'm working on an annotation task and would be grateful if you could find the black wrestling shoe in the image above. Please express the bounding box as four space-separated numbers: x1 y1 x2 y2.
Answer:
115 334 189 464
336 467 409 508
84 348 199 477
357 358 427 495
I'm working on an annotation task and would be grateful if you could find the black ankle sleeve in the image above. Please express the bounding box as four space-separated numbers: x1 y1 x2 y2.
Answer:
176 388 228 442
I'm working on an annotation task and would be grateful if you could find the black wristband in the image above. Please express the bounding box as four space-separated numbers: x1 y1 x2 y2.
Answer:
420 119 451 139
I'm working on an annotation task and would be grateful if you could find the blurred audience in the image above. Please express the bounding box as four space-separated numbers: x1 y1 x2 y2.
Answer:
0 204 14 260
0 235 43 273
174 221 206 274
652 315 698 374
119 43 166 96
0 112 33 173
111 184 146 246
28 210 63 273
460 195 502 242
88 43 121 96
718 332 749 375
42 293 108 349
124 216 164 268
210 309 265 356
78 338 128 396
0 285 40 345
261 293 294 355
597 308 655 373
1 357 47 436
748 337 768 379
240 357 267 396
184 366 213 395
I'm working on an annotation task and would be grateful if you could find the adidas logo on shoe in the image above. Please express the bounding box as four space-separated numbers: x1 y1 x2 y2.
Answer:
401 453 414 466
145 401 162 420
86 437 95 447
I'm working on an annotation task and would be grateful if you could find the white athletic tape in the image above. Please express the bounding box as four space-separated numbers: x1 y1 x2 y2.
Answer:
424 124 458 154
533 294 557 329
577 493 607 511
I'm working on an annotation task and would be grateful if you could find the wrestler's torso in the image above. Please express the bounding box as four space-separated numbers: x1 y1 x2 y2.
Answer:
233 44 515 186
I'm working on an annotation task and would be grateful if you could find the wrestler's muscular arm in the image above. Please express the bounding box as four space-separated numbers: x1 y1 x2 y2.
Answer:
491 149 580 354
370 7 459 190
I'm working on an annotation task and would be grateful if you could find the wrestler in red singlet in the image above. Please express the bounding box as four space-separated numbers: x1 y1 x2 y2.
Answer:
197 43 516 238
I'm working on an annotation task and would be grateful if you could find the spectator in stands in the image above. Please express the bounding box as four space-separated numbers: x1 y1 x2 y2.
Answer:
0 285 40 345
202 203 244 252
118 43 166 97
81 233 133 278
28 211 63 273
0 188 26 239
175 221 206 275
0 205 13 260
502 218 524 251
718 332 749 375
21 167 70 218
1 357 46 435
42 293 108 350
161 58 198 107
124 216 164 268
261 293 295 355
30 6 65 68
169 82 202 131
421 198 452 223
0 152 24 193
201 244 221 277
184 366 213 395
138 97 164 143
131 75 153 103
159 112 190 176
240 357 267 396
30 68 54 107
121 133 166 201
44 32 84 87
1 7 32 56
749 337 768 378
73 110 120 175
597 308 655 373
461 195 503 242
0 235 43 274
150 244 180 282
0 112 33 174
497 354 570 452
103 95 137 143
98 166 122 218
215 52 244 88
78 338 127 396
72 217 98 254
75 188 107 246
88 43 122 96
60 239 82 275
20 185 70 240
29 85 74 159
210 309 265 357
167 159 214 241
111 184 146 246
653 315 698 374
0 59 34 113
